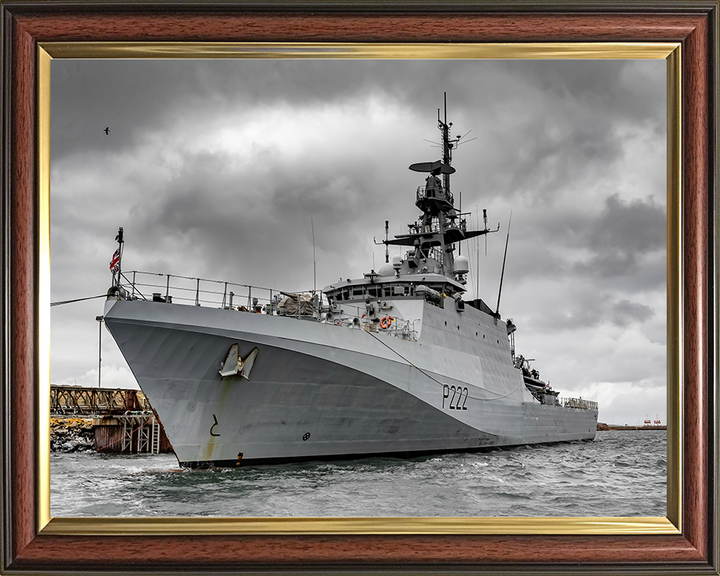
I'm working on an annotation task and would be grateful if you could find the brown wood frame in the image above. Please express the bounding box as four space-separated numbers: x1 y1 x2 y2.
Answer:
1 1 717 573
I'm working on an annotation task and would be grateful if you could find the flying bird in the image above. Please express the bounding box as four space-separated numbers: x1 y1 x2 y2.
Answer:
104 127 110 135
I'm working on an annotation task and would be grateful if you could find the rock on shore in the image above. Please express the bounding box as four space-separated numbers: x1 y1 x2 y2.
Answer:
51 417 95 452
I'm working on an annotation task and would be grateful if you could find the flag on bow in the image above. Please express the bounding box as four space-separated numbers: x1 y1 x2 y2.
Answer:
109 249 120 273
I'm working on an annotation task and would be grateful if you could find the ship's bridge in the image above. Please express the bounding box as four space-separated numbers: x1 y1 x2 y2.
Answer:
321 273 465 341
323 272 465 308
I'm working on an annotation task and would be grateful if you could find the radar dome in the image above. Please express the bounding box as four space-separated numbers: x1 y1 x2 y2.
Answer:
454 255 469 275
378 263 395 277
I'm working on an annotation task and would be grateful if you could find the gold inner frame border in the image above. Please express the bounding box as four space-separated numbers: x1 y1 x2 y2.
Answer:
37 41 682 537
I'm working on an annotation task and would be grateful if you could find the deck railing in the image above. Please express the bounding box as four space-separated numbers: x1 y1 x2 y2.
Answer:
117 270 315 314
559 397 598 411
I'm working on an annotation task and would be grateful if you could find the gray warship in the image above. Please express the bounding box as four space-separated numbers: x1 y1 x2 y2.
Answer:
103 98 598 467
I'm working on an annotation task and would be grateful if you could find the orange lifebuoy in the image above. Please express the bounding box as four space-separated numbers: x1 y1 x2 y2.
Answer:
379 316 392 329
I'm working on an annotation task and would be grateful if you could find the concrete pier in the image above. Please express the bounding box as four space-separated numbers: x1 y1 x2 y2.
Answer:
92 413 173 453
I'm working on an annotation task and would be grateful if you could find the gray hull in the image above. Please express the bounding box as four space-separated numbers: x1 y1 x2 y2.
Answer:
104 298 597 467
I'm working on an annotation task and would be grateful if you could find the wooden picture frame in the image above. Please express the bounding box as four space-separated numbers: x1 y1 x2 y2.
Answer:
1 2 717 573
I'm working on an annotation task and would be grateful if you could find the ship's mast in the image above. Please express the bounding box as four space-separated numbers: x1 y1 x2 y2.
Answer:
441 92 452 198
383 94 497 281
438 92 453 276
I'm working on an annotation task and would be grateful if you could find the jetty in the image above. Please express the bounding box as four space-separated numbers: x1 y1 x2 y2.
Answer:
50 384 173 453
597 422 667 431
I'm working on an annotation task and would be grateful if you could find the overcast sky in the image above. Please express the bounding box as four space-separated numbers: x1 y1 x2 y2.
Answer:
50 58 667 426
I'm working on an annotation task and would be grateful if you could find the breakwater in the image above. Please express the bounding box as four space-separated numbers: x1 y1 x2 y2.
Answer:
597 422 666 431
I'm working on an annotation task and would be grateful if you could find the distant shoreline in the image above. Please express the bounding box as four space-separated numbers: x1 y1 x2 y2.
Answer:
597 423 666 431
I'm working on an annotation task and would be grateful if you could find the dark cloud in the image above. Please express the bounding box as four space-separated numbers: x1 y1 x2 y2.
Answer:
489 191 666 300
505 60 666 138
574 193 666 278
52 59 665 166
115 127 395 289
459 61 666 207
52 61 205 161
520 286 657 333
609 299 655 328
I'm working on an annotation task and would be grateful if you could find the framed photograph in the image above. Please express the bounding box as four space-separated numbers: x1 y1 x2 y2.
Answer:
1 2 717 574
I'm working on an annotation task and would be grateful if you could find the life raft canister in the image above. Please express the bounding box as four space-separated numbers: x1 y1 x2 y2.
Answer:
379 316 392 329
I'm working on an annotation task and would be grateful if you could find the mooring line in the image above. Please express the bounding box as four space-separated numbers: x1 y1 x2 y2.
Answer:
51 294 107 307
363 326 524 401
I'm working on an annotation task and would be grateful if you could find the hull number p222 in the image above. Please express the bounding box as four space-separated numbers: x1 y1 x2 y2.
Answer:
443 384 468 410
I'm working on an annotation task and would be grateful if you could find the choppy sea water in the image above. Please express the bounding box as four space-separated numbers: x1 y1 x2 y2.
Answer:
51 430 666 518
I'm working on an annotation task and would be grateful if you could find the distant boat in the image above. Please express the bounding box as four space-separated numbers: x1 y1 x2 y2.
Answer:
103 95 598 467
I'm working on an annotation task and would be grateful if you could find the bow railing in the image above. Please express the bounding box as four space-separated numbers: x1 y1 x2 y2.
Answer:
116 270 315 315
